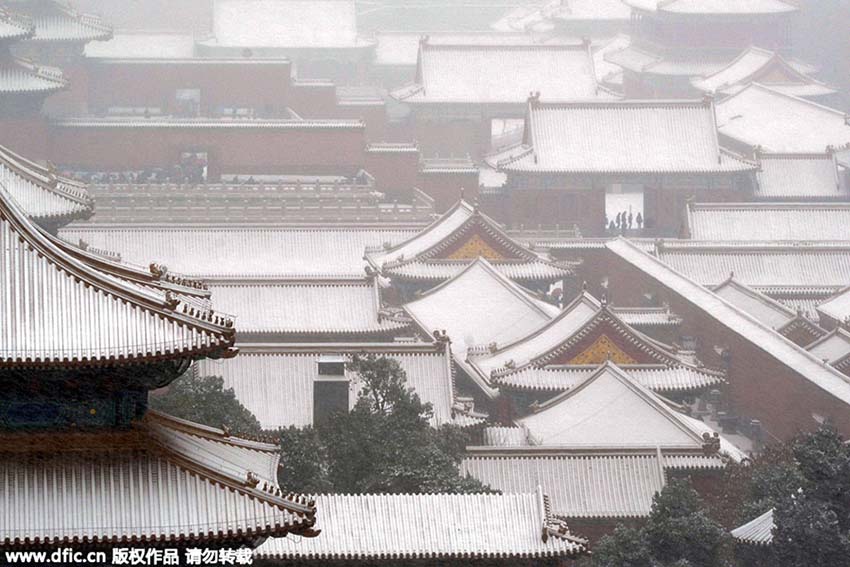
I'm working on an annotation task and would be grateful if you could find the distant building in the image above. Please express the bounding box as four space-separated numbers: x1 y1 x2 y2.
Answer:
367 199 577 298
196 0 376 82
491 97 757 235
391 39 606 158
607 0 802 98
464 362 745 542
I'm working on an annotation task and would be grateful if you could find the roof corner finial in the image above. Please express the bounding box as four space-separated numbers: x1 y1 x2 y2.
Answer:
702 92 714 106
581 280 588 292
729 270 735 280
528 91 541 106
460 186 465 202
601 292 608 308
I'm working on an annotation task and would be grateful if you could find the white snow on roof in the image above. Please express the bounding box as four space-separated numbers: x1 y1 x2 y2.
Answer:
374 31 547 67
404 259 557 363
654 241 850 290
396 42 599 104
686 203 850 241
691 47 834 98
517 363 713 448
84 32 196 59
255 492 585 560
368 200 474 267
607 238 850 406
731 509 774 545
818 288 850 326
625 0 796 14
716 84 850 153
211 0 366 49
505 100 753 173
756 154 847 200
470 293 599 379
58 225 416 279
712 279 795 330
806 329 850 365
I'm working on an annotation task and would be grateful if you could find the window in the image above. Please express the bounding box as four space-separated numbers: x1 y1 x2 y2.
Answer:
313 355 349 423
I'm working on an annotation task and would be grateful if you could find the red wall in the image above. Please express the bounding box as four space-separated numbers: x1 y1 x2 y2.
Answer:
419 170 479 213
0 117 49 160
576 247 850 441
87 61 293 116
48 124 366 176
364 147 420 203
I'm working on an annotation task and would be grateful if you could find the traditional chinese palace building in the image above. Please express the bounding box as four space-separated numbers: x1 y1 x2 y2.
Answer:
391 39 604 159
606 0 804 98
366 199 577 299
463 362 745 542
0 147 317 549
491 97 757 234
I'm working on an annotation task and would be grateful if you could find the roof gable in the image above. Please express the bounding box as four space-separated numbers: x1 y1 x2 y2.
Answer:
404 258 557 362
371 200 537 266
692 47 835 98
472 293 682 380
517 363 707 448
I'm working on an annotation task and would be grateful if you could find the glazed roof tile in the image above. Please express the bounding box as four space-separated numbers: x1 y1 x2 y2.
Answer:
255 490 585 560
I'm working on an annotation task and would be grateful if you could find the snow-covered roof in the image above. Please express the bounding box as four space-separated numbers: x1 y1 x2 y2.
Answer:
692 47 835 98
0 411 316 546
392 41 600 105
501 99 755 174
592 34 630 87
755 153 848 200
84 32 198 60
0 144 92 226
404 259 558 391
654 240 850 292
716 84 850 153
604 42 731 76
58 225 416 279
607 238 850 407
0 6 34 41
463 449 666 518
492 0 629 33
255 490 586 560
512 363 743 456
194 343 471 429
805 328 850 367
0 180 235 367
686 202 850 241
495 363 724 394
367 199 571 285
817 287 850 327
731 509 774 545
209 0 371 49
374 31 547 67
206 278 408 337
0 58 67 94
625 0 797 15
712 278 797 330
469 293 600 379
